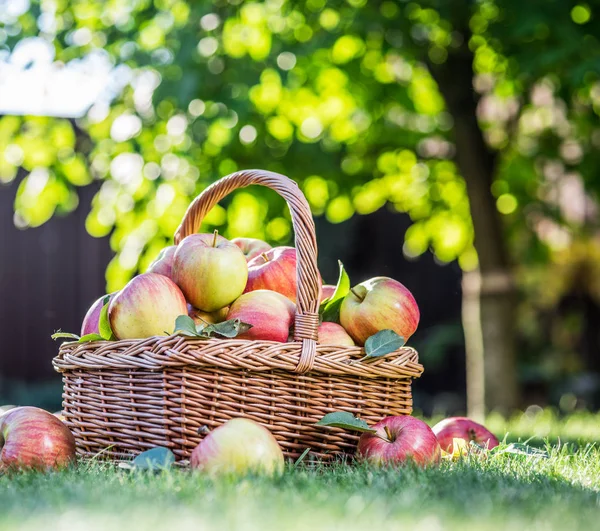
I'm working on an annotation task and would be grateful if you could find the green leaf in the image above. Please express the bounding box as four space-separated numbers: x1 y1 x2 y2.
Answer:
200 318 253 338
78 333 104 343
51 331 80 341
131 447 176 471
174 315 199 336
363 330 405 360
98 298 115 341
499 443 549 459
319 261 350 324
316 411 376 433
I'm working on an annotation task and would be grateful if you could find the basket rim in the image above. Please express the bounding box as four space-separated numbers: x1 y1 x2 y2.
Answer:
53 335 423 380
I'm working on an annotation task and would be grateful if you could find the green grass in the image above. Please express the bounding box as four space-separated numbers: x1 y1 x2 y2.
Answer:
1 443 600 531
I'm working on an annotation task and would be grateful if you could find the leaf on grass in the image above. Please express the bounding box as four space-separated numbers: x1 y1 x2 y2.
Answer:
98 298 115 340
174 315 199 336
78 333 104 343
319 261 350 324
363 330 405 360
51 331 81 341
316 411 376 433
499 443 549 459
131 447 176 471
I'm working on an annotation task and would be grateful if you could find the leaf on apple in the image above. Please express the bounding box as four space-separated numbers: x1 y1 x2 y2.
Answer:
128 447 176 471
319 261 350 324
316 411 376 433
78 333 105 343
174 315 253 339
98 296 116 341
174 315 199 336
362 329 405 361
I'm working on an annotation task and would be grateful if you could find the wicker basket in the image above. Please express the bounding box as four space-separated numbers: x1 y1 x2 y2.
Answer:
53 169 423 461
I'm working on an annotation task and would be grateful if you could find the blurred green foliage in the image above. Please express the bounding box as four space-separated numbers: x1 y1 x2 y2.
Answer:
1 0 599 316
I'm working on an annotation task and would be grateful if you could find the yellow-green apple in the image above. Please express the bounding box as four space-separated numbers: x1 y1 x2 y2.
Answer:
358 416 440 467
187 303 229 326
340 277 419 345
231 237 272 262
432 417 499 452
191 418 284 476
80 293 115 336
320 284 336 303
147 245 177 279
173 232 248 312
0 407 76 470
244 247 299 302
227 290 295 342
318 322 355 346
109 273 187 339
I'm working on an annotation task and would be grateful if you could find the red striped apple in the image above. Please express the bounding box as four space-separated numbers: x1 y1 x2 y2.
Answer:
231 237 272 262
227 290 295 343
173 232 248 312
244 246 298 302
432 417 499 452
147 245 177 279
320 284 336 303
187 303 229 326
358 416 440 467
318 322 355 346
191 418 284 476
109 273 187 339
80 293 114 336
0 407 76 470
340 277 419 346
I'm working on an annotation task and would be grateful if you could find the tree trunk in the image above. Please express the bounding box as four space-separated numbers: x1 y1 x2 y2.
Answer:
428 40 519 418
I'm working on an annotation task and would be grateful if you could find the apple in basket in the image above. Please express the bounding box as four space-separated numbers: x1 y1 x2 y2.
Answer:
187 304 229 326
432 417 499 452
231 237 272 262
0 407 76 470
109 273 188 340
191 418 284 476
318 322 355 347
227 290 295 343
244 247 300 302
320 284 336 303
81 293 115 336
358 416 441 467
173 231 248 312
340 277 420 345
147 245 177 279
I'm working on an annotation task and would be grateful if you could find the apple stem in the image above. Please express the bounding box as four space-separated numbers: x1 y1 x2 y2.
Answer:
373 431 392 444
384 425 394 442
260 252 270 263
212 230 219 248
350 288 364 302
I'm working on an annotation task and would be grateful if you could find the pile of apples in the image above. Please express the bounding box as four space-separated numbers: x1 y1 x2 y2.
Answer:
0 405 499 473
81 232 421 347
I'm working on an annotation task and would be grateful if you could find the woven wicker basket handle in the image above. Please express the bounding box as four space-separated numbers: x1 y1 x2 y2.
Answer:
174 170 320 373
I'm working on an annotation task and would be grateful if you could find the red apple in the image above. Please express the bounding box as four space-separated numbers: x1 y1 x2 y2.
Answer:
340 277 419 346
187 303 229 326
191 418 284 476
109 273 188 339
432 417 499 452
0 406 76 470
231 237 272 262
147 245 177 279
318 322 355 346
244 246 298 302
320 284 336 303
80 293 115 336
173 232 248 312
227 290 295 343
358 416 441 467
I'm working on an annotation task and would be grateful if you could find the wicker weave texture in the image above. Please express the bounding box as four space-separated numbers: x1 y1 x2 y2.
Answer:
54 169 423 461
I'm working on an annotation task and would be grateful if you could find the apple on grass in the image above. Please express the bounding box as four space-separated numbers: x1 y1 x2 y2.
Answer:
174 231 248 312
358 416 441 467
318 322 355 347
0 407 76 471
227 290 295 343
147 245 177 279
191 418 284 476
81 293 115 336
340 277 420 346
231 237 272 262
432 417 499 452
109 273 188 340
